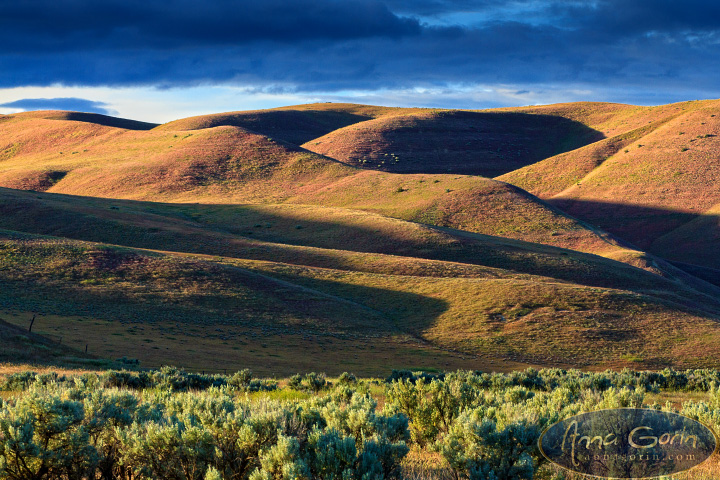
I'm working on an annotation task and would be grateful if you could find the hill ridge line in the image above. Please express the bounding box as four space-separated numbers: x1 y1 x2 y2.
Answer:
551 111 693 198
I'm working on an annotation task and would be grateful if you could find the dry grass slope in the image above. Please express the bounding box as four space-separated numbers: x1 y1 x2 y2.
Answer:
3 101 720 372
0 110 628 258
2 228 720 373
497 99 720 273
303 109 602 177
157 103 408 145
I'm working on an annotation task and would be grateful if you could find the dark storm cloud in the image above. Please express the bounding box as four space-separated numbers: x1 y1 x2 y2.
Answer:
387 0 720 31
567 0 720 34
0 0 420 53
1 0 720 100
0 98 114 114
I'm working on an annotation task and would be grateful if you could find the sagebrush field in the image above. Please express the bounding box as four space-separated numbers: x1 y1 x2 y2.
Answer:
2 367 720 479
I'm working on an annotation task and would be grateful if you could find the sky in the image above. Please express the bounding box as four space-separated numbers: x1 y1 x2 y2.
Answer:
1 0 719 123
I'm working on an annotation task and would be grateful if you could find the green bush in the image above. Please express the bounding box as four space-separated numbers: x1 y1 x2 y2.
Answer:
0 379 409 480
439 412 538 480
1 366 719 479
289 372 330 393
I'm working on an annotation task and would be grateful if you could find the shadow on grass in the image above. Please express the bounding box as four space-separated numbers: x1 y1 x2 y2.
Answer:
550 197 720 285
163 109 376 146
550 198 701 248
46 111 158 130
0 318 102 368
0 250 450 338
316 110 605 177
669 262 720 288
0 188 699 295
0 254 452 372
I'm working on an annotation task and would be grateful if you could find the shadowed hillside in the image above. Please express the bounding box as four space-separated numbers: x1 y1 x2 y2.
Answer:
303 109 603 177
650 204 720 272
2 187 717 301
0 316 97 366
3 228 720 373
548 103 720 267
3 101 720 372
497 100 720 273
0 110 627 258
157 103 408 145
0 230 465 375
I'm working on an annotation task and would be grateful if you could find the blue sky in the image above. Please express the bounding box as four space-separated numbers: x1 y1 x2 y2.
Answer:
1 0 719 122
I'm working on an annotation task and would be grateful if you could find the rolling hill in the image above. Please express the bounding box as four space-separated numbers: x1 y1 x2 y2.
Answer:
0 316 98 367
1 186 715 298
3 226 720 374
497 99 720 273
0 109 626 258
302 108 602 177
156 103 408 145
2 101 720 373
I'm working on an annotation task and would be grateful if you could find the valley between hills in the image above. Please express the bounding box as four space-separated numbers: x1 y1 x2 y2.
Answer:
2 100 720 375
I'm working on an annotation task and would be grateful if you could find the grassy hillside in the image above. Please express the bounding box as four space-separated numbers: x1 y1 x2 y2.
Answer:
0 315 100 367
1 188 720 374
157 103 408 145
3 101 720 373
547 103 720 270
249 260 720 370
497 100 714 196
496 100 720 272
490 100 715 137
6 187 712 300
302 109 602 177
497 121 668 197
0 110 158 130
0 230 475 375
3 229 720 373
0 111 627 258
0 111 354 199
